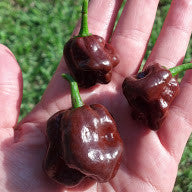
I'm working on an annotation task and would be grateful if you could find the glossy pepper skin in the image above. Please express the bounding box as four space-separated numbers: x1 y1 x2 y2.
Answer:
43 74 123 187
64 35 119 88
43 110 85 187
122 63 180 130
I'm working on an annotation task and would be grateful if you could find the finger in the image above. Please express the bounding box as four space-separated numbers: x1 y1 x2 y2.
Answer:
0 44 23 129
145 0 192 162
73 0 123 40
0 44 22 145
111 0 160 76
146 0 192 69
158 64 192 163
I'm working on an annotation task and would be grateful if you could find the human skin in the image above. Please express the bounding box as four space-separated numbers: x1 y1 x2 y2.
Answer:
0 0 192 191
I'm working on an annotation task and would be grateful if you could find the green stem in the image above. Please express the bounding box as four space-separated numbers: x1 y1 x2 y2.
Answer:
169 63 192 77
62 74 84 108
78 0 91 37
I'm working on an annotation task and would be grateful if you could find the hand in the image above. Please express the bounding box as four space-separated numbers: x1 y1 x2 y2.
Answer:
0 0 192 191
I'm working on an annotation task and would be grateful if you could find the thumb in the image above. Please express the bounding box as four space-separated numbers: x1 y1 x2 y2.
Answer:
0 44 23 129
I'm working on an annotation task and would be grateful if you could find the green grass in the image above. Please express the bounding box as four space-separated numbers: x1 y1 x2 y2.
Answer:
0 0 191 191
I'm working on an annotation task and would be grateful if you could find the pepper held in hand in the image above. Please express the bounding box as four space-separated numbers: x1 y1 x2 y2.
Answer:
122 63 180 130
64 0 119 88
43 74 123 187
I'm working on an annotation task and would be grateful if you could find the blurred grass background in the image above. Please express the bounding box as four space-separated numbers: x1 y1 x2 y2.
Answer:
0 0 191 191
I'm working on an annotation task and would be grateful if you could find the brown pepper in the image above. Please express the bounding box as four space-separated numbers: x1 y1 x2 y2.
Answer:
122 63 180 130
43 74 123 187
63 0 119 88
64 35 119 88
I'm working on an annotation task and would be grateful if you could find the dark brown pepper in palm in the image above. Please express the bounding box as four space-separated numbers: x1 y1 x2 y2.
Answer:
63 0 119 88
43 74 123 187
64 35 119 87
122 64 180 130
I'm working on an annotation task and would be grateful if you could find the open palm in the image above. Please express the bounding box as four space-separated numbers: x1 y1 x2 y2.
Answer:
1 0 192 191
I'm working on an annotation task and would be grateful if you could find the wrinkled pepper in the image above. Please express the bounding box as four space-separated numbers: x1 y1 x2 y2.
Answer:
43 74 123 187
64 0 119 88
122 63 192 130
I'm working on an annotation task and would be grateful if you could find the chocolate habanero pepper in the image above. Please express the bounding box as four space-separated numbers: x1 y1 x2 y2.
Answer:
64 0 119 88
43 74 123 187
122 63 192 130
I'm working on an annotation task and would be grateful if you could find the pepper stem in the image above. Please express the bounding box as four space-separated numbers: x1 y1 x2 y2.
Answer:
78 0 91 37
169 63 192 77
62 74 84 108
